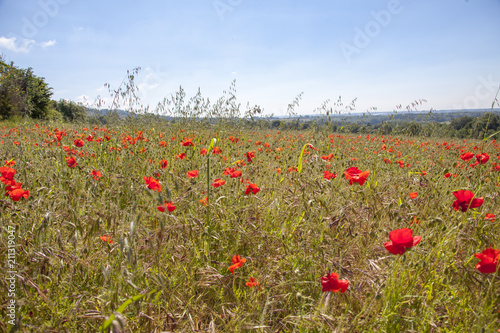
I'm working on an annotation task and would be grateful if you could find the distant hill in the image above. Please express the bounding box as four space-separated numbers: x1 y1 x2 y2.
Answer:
269 108 500 125
86 107 500 125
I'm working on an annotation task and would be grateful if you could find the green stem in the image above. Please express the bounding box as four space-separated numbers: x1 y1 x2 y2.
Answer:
206 151 210 227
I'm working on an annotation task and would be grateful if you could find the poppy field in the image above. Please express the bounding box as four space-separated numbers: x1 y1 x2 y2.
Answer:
1 119 500 332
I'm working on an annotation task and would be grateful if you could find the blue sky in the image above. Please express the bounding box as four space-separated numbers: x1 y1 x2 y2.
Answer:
1 0 499 116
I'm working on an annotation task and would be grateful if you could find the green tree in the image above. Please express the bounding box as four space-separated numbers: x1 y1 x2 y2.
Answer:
26 68 54 119
405 122 422 136
0 57 55 120
56 99 87 122
0 60 25 119
271 120 281 128
378 122 393 135
450 116 474 130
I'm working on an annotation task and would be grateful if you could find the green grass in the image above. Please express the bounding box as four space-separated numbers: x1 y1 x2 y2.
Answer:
0 120 499 332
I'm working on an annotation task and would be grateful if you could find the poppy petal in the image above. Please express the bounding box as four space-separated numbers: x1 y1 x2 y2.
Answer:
389 228 414 246
384 241 406 255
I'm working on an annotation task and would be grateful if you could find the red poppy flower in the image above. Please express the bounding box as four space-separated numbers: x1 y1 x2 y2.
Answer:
410 217 420 225
230 170 243 178
476 153 489 164
100 235 113 244
176 153 186 160
199 148 207 155
409 192 418 199
343 167 370 185
5 181 22 191
212 178 225 187
245 183 260 195
159 159 168 169
323 170 337 180
443 173 452 178
245 277 259 288
460 152 474 162
199 196 209 206
74 139 84 147
383 228 422 255
384 158 391 164
491 162 500 172
187 170 199 178
321 272 349 293
452 190 484 212
65 156 77 168
222 168 233 176
245 151 255 163
228 255 246 274
474 248 500 274
158 201 176 213
223 167 242 178
321 154 334 161
6 185 30 202
181 138 195 147
484 214 495 222
212 147 222 155
0 166 16 185
91 170 102 181
143 176 161 192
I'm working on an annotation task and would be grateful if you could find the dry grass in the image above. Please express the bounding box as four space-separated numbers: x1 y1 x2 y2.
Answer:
0 119 499 332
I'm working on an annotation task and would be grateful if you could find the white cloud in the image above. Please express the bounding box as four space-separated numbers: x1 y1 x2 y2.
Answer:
40 40 56 48
0 36 56 53
0 36 35 53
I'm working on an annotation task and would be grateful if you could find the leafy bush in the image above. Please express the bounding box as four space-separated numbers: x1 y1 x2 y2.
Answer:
56 99 87 122
0 57 54 120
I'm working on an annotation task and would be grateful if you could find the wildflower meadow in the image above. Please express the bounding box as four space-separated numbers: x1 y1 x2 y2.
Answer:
1 118 499 332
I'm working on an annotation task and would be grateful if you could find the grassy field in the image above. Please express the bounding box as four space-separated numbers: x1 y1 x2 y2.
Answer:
1 119 499 332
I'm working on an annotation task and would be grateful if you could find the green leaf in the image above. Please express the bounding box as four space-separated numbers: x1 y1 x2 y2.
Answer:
483 129 500 141
297 144 308 174
290 211 305 237
207 138 217 153
100 290 155 331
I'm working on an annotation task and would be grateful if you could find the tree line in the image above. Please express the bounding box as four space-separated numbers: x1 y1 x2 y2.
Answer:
267 112 500 140
0 56 86 122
